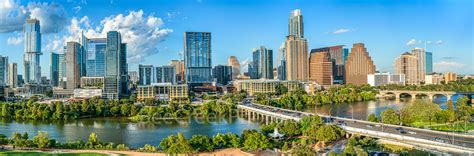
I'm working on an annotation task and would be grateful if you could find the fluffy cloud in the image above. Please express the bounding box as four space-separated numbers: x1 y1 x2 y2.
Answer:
7 36 22 45
406 39 417 46
48 10 173 64
333 28 350 34
436 40 443 45
0 0 68 33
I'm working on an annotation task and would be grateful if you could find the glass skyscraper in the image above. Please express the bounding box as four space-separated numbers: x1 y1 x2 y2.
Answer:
24 19 42 84
104 31 128 99
50 52 60 86
184 32 212 86
425 51 433 74
0 55 8 85
251 46 273 79
86 38 107 77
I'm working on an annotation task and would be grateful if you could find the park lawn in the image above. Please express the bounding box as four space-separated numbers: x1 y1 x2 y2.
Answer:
0 151 108 156
410 121 474 132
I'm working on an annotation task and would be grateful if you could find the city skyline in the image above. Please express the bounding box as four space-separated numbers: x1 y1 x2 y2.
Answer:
0 0 473 78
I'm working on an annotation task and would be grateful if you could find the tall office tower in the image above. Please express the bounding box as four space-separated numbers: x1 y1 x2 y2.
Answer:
412 48 426 83
50 52 60 86
327 45 349 84
345 43 376 85
104 31 125 99
212 65 232 86
395 52 419 85
170 60 185 83
138 65 154 85
86 38 107 77
65 42 83 90
24 19 42 84
285 9 308 81
0 56 8 85
227 56 240 80
57 52 66 88
251 46 273 79
277 43 287 80
184 32 212 87
128 71 138 84
119 43 129 97
425 51 433 74
8 63 17 88
309 48 334 86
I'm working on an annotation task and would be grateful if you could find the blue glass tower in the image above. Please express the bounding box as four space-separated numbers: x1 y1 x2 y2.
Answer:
23 19 42 84
184 32 212 87
86 38 107 77
425 51 433 74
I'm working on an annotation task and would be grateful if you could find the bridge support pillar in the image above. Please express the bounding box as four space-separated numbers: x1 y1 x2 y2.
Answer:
265 115 269 125
447 94 452 101
247 110 251 120
410 93 417 100
395 93 401 99
428 94 434 101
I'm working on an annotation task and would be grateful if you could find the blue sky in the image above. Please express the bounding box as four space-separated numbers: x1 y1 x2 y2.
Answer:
0 0 473 78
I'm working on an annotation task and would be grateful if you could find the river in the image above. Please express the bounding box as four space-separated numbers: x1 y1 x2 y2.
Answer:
0 117 259 148
304 95 461 120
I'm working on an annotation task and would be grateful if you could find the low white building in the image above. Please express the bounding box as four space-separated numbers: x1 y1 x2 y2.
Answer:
367 72 405 86
74 89 103 99
425 74 444 85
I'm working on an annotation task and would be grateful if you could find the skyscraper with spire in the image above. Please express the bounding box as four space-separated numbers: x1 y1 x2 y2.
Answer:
285 9 308 81
24 19 42 84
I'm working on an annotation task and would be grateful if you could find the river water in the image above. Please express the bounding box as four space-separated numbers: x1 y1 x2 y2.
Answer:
0 117 259 148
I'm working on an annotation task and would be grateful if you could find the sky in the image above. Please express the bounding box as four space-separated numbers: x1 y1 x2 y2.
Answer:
0 0 473 78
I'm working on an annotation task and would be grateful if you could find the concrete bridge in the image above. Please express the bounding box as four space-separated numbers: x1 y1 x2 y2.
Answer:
238 102 474 154
378 90 474 101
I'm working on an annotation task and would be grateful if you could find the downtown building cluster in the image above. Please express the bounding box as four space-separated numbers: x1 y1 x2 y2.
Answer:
0 9 468 101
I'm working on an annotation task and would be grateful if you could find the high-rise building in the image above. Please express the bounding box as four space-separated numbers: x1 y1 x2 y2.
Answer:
425 51 433 74
86 38 107 77
23 19 42 84
170 60 185 83
412 48 426 83
309 48 333 86
0 55 8 86
227 56 240 80
50 52 60 87
184 32 212 87
104 31 127 99
327 45 349 84
0 56 8 85
8 63 17 88
251 46 273 79
57 52 66 88
138 65 176 85
285 10 308 81
65 42 83 90
212 65 232 86
345 43 376 85
277 43 287 80
395 52 419 85
444 72 457 83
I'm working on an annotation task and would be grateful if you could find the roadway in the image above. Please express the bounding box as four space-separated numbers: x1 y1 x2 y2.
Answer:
240 102 474 149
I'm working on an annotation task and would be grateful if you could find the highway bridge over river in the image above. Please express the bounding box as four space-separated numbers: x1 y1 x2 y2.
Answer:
237 102 474 155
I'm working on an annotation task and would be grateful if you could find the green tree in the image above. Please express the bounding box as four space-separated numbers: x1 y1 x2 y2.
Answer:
242 130 270 150
367 113 379 122
32 131 52 148
381 108 400 125
316 124 345 142
85 133 100 148
189 135 214 152
166 132 193 154
278 120 301 137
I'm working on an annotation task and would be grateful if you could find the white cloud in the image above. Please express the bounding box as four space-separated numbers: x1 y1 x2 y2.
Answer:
434 61 467 73
406 39 417 46
47 10 173 64
333 28 350 34
436 40 443 45
73 6 81 13
7 36 23 45
0 0 68 33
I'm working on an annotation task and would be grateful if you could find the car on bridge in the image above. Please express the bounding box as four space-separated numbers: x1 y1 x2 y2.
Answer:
434 137 445 143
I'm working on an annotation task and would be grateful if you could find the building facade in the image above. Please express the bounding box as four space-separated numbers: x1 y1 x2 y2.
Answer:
285 9 308 82
137 83 189 101
138 65 176 85
395 52 419 85
367 72 405 86
277 43 287 80
86 38 107 77
344 43 376 85
212 65 232 86
227 56 240 80
50 52 60 87
233 79 301 96
0 56 8 85
184 32 212 86
24 19 42 84
444 72 457 83
309 48 333 86
8 63 17 88
104 31 128 99
425 74 443 85
425 51 433 74
412 48 426 82
251 46 273 79
328 45 349 84
170 60 185 83
65 42 84 90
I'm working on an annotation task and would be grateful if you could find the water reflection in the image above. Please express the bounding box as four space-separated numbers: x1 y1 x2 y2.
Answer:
0 117 260 148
